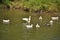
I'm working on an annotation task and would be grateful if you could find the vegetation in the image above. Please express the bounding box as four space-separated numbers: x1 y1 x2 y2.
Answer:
0 0 60 12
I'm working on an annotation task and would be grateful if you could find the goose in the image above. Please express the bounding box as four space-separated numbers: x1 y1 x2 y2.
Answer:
22 16 31 23
39 16 42 20
51 16 59 21
25 24 33 28
49 20 53 25
3 19 10 24
36 24 40 28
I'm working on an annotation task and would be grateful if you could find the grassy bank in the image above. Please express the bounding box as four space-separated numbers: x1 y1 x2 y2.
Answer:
0 0 60 13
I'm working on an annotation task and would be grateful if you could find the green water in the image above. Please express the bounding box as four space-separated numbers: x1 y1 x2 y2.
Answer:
0 9 60 40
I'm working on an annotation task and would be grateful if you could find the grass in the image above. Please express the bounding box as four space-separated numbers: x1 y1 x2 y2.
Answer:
0 9 60 40
1 0 60 12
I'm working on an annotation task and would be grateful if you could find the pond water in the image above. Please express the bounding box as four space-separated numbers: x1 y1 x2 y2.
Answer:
0 9 60 40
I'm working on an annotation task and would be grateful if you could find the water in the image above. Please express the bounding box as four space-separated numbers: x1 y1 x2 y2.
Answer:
0 9 60 40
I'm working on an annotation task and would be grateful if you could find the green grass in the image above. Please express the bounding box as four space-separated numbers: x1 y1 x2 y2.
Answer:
0 9 60 40
1 0 60 12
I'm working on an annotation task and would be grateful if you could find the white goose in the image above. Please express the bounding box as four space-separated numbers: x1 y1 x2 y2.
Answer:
36 24 40 28
3 19 10 24
22 16 31 23
49 20 53 25
39 16 42 20
25 24 33 29
51 16 59 21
